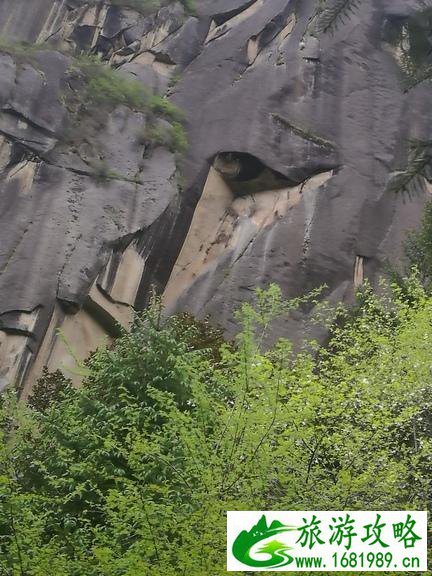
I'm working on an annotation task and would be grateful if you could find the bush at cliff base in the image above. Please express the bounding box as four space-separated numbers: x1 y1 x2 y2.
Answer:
0 279 430 576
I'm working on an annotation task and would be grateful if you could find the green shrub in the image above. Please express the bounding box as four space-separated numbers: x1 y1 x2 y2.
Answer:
28 368 72 413
138 120 188 153
0 41 188 164
0 37 45 57
68 57 184 121
148 94 185 122
63 56 187 165
87 159 143 184
180 0 196 15
89 159 122 182
405 200 432 282
72 57 149 112
0 282 431 574
168 121 188 152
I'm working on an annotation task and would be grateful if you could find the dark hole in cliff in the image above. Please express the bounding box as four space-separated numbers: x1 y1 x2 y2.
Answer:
8 142 29 167
71 25 97 52
213 152 293 196
93 36 113 59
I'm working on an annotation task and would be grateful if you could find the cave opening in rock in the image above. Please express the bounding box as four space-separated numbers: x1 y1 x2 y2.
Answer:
212 151 293 196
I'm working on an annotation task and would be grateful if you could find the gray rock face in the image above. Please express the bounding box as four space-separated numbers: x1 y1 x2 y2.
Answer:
0 0 431 390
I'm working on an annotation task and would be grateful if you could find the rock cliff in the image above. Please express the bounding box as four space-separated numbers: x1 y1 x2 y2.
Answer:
0 0 431 391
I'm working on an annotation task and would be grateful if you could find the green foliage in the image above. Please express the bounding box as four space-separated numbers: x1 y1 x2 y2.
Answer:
148 94 184 122
313 0 363 35
87 159 143 184
85 66 148 111
387 139 432 194
0 41 189 188
181 0 196 15
393 4 432 91
0 283 431 574
405 201 432 282
0 37 46 58
75 59 184 121
68 56 184 126
63 56 187 174
88 159 122 182
28 368 72 413
174 312 227 362
71 57 148 115
137 120 188 153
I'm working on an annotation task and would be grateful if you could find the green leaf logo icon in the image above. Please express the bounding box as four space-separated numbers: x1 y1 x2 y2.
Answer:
232 515 296 568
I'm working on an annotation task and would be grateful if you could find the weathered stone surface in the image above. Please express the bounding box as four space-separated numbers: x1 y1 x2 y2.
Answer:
0 0 431 389
0 0 69 43
161 0 432 338
0 7 180 387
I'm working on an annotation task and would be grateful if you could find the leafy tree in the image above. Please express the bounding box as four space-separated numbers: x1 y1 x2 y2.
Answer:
0 284 430 575
27 368 72 413
404 201 432 282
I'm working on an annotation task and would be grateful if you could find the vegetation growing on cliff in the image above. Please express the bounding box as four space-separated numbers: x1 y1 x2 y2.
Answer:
67 55 184 125
387 139 432 195
136 120 188 153
395 2 432 91
312 0 432 98
0 38 46 57
0 40 188 162
62 56 188 173
0 281 431 575
404 200 432 283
